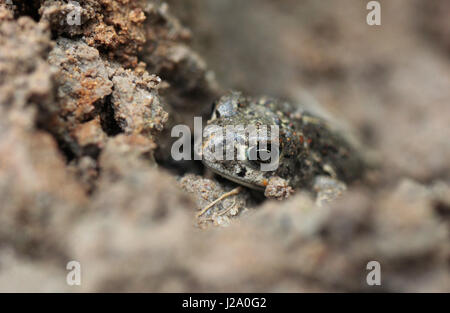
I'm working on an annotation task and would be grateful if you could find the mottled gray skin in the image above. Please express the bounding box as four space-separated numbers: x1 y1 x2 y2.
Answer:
202 91 366 192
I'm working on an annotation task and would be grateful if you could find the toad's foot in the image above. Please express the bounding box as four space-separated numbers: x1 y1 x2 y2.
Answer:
264 176 294 200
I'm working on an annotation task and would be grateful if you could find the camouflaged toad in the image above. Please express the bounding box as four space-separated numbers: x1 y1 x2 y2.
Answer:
202 91 366 199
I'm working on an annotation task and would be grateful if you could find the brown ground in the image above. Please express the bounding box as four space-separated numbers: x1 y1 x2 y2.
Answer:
0 0 448 292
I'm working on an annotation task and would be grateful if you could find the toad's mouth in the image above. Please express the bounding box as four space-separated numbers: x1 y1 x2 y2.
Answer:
202 162 265 191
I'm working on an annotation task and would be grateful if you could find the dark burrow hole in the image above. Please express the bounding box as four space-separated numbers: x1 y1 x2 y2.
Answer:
100 95 122 136
433 201 450 218
82 144 101 160
10 0 41 21
154 132 205 177
155 152 205 177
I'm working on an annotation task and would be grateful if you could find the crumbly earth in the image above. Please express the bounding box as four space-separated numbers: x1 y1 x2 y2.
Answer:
179 174 254 228
264 176 294 200
0 0 448 292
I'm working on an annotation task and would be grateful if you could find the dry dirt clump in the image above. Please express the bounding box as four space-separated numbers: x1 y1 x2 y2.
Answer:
109 65 168 135
40 0 149 68
48 38 113 124
45 36 168 192
264 176 295 200
179 174 254 228
0 0 449 292
39 0 218 115
0 15 55 125
47 37 168 144
38 0 219 164
0 15 86 262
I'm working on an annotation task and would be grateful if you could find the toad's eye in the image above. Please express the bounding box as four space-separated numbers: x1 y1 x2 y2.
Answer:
247 142 277 164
